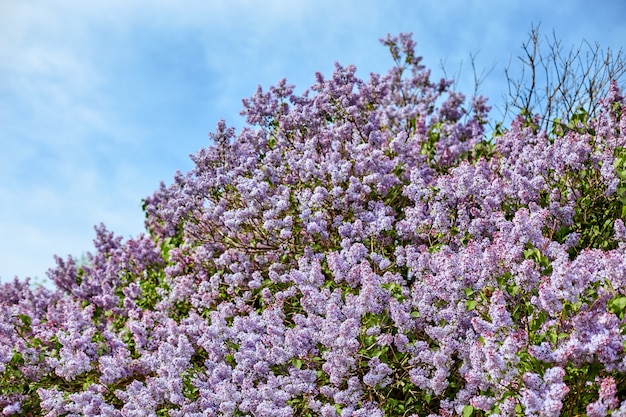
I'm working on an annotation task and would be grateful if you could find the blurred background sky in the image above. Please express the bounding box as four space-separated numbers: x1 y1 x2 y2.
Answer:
1 0 625 287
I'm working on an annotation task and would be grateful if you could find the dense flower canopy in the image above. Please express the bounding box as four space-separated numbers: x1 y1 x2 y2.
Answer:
2 33 626 416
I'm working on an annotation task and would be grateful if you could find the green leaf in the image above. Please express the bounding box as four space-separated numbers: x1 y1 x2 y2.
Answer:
16 314 32 328
462 405 474 417
609 296 626 319
506 284 520 297
11 351 24 366
466 300 477 311
548 332 557 345
611 296 626 310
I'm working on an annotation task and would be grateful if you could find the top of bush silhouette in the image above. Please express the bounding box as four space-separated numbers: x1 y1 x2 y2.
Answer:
2 32 626 416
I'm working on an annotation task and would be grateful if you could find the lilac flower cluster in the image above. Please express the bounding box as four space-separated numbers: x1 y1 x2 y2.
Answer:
2 33 626 416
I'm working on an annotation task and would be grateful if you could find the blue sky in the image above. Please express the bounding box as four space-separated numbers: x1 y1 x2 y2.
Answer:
1 0 625 287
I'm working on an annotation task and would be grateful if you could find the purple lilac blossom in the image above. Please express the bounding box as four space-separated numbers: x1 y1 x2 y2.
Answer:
2 33 626 416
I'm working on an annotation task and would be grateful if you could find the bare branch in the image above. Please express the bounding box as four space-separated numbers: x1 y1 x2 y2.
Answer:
501 23 626 134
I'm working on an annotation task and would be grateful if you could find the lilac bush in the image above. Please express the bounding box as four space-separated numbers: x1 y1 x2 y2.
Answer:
2 33 626 416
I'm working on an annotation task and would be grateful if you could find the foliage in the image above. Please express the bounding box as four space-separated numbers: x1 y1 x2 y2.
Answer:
2 33 626 416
